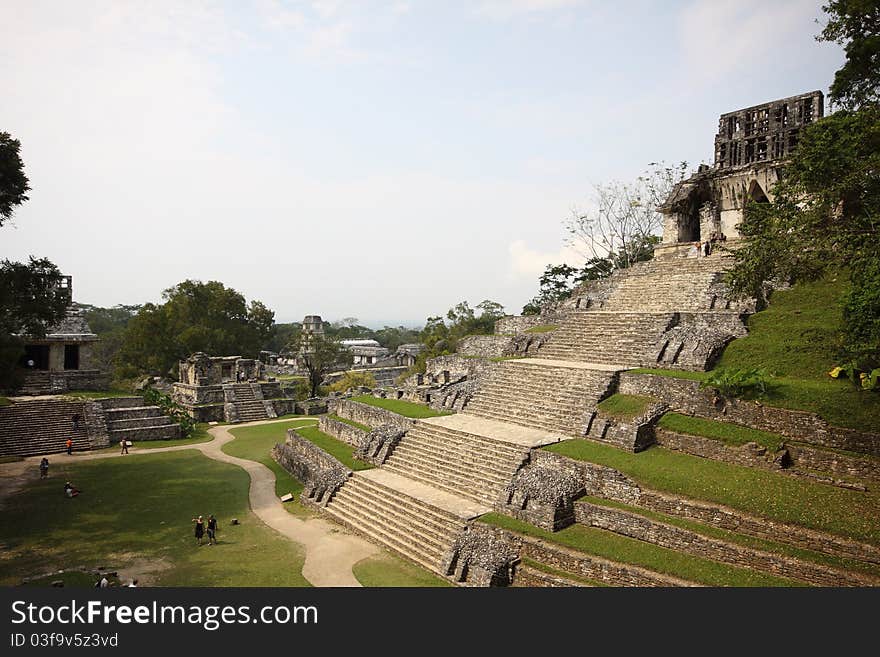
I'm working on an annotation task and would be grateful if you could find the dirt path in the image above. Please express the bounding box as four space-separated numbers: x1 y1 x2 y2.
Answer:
0 419 379 587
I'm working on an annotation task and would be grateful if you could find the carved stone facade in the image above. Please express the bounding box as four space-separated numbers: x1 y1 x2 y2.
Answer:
656 91 824 259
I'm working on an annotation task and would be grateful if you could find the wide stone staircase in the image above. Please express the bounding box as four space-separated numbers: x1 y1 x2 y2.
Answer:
536 312 677 366
0 398 91 456
382 421 530 505
464 359 619 435
579 252 736 312
323 469 474 572
101 397 181 444
225 383 273 422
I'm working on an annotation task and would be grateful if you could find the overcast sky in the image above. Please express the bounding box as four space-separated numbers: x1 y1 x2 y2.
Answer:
1 0 845 326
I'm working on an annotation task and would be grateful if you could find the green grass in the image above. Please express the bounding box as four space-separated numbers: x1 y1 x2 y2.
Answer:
0 450 310 587
490 356 526 362
328 414 371 432
597 393 656 419
0 396 11 406
0 455 24 463
352 554 453 587
519 556 607 587
350 395 451 419
479 514 802 587
21 570 122 588
581 496 880 579
657 412 786 450
62 390 135 399
224 418 320 517
544 440 880 545
294 425 374 471
525 324 558 333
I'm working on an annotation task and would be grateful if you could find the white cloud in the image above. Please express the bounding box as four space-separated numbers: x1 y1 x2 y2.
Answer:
679 0 821 80
507 240 584 279
475 0 585 20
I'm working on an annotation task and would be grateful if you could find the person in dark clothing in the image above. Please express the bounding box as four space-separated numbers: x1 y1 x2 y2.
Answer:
206 514 218 545
64 481 80 498
192 515 205 546
72 414 81 431
39 458 49 479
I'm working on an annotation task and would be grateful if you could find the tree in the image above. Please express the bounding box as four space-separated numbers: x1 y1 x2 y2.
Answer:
565 162 688 269
819 0 880 109
726 0 880 366
328 370 377 393
287 331 351 397
0 132 30 226
117 280 276 378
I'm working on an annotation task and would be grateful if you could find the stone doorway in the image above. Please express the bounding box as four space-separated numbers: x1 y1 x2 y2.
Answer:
64 344 80 370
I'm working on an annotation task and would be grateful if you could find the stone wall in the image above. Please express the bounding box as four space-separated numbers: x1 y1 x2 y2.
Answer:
172 383 225 406
442 523 519 587
426 355 492 382
619 372 880 457
654 312 747 371
329 399 415 432
655 428 789 471
318 415 368 447
499 462 584 531
457 335 511 358
539 449 880 565
575 501 874 587
476 523 697 587
494 315 548 335
271 430 351 506
789 444 880 483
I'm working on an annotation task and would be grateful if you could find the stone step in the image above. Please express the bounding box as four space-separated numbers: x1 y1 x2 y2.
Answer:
384 447 512 493
392 438 521 479
108 416 176 430
352 476 466 527
105 406 165 420
408 425 529 460
108 424 181 441
381 462 499 505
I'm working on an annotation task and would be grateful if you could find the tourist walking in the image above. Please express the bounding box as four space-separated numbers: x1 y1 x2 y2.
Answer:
192 515 205 546
66 438 73 455
206 514 218 545
39 457 49 479
120 438 129 455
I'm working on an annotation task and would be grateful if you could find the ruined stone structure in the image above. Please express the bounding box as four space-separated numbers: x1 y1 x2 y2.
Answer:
172 352 293 422
656 91 824 259
14 276 109 395
272 91 880 587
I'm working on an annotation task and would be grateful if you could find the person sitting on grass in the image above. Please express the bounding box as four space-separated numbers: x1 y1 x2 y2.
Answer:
64 481 80 498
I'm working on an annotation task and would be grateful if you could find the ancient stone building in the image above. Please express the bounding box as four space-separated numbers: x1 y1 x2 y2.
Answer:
15 276 108 395
172 352 293 422
656 91 824 259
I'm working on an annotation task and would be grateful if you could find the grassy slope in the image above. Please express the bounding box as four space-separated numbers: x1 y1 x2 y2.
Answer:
717 276 879 431
328 414 372 432
598 394 656 419
545 440 880 545
0 450 310 586
581 495 880 579
224 418 319 517
480 514 801 587
657 412 787 450
352 554 453 587
294 425 373 471
634 276 880 432
350 395 450 419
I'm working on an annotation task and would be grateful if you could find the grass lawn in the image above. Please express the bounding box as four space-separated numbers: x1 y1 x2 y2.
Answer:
294 426 373 471
525 324 558 333
479 514 802 587
657 412 787 450
598 393 656 419
351 395 451 419
224 418 319 517
352 554 453 587
544 440 880 545
629 368 707 381
581 496 880 579
0 396 11 406
328 414 371 432
0 450 310 587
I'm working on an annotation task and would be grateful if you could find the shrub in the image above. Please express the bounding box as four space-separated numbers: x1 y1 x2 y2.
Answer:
328 370 377 393
700 367 772 399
